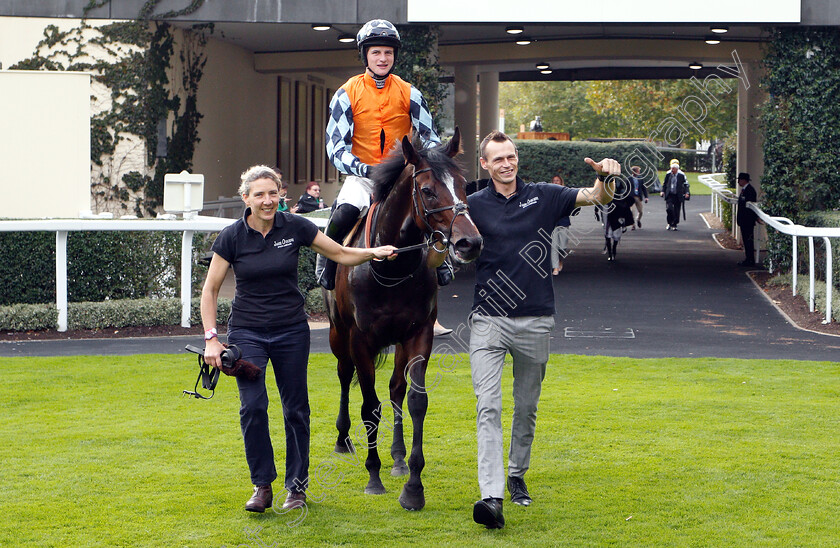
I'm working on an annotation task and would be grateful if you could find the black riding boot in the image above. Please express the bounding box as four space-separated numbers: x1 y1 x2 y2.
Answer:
316 203 361 290
611 240 618 261
605 237 613 261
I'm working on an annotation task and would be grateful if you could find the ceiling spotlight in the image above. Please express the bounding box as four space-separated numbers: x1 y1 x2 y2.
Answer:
506 26 524 35
312 24 331 31
337 34 355 43
540 69 553 75
535 62 550 70
705 36 721 45
515 37 532 46
688 62 704 70
710 26 729 34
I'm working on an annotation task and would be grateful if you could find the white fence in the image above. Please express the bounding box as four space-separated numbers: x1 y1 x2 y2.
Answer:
699 174 838 324
0 214 328 332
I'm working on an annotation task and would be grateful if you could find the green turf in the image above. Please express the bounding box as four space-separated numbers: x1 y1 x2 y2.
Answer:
2 353 838 547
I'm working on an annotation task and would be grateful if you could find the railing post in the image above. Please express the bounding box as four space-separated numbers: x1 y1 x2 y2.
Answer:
792 235 798 296
822 236 833 324
808 236 815 312
181 230 194 328
56 231 68 332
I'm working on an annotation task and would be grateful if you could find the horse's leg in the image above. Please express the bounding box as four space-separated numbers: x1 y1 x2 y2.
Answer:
330 324 355 454
350 331 386 495
397 324 433 511
389 343 409 477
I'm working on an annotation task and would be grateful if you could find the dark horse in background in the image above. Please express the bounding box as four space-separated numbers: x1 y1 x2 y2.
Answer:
323 127 482 510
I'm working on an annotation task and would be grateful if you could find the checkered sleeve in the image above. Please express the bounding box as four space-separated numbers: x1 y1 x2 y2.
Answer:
326 88 369 177
409 86 441 149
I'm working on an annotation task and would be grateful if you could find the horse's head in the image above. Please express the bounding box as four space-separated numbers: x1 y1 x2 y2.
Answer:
401 127 483 264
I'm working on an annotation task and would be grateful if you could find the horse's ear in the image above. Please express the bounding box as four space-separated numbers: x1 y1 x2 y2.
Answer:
402 134 420 165
445 126 462 158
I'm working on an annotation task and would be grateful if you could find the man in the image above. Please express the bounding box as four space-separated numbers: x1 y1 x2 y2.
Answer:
660 159 689 230
467 130 619 529
736 172 758 266
318 19 442 291
629 165 648 229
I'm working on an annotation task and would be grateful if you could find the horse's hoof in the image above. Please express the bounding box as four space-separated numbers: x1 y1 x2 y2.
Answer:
399 484 425 511
335 438 355 454
391 460 409 476
364 480 387 495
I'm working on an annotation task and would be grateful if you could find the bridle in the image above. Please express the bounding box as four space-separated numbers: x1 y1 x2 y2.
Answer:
409 165 470 254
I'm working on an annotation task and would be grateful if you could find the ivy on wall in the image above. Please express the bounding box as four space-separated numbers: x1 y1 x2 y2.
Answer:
394 25 448 135
760 26 840 269
11 1 209 217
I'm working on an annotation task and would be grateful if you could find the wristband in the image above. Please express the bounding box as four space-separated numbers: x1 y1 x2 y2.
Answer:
204 327 218 341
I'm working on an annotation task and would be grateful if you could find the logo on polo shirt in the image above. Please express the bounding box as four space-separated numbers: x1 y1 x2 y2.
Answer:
519 196 539 209
273 238 294 249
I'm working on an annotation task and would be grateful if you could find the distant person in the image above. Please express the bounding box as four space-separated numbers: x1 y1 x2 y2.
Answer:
295 181 326 214
550 174 570 274
736 172 758 266
529 115 543 132
629 165 648 229
604 177 635 261
660 159 689 230
274 168 290 212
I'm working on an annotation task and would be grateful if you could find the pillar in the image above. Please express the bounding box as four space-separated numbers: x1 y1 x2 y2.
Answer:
453 64 478 181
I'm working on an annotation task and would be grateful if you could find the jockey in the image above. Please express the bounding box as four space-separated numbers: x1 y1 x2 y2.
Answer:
317 19 444 291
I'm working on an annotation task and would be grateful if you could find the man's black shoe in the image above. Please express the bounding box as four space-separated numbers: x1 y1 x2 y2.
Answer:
737 260 757 267
507 475 532 506
473 498 504 529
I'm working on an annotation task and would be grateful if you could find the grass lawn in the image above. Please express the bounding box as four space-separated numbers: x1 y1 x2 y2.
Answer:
655 171 712 196
2 352 839 547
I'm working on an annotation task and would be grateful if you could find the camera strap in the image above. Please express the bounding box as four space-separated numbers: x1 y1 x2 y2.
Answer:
183 344 218 399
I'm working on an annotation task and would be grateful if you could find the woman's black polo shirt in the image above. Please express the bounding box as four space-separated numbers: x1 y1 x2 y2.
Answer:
212 208 319 328
467 177 579 317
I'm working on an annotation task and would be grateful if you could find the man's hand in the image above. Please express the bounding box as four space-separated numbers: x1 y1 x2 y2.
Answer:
584 157 621 178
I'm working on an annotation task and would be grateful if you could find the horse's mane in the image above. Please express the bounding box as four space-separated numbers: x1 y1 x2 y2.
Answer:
371 136 463 203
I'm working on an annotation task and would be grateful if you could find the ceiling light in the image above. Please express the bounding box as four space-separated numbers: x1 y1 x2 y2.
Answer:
515 37 532 46
710 26 729 34
312 24 331 31
688 62 704 70
705 36 721 45
535 62 550 70
337 34 354 43
540 69 553 75
506 26 524 35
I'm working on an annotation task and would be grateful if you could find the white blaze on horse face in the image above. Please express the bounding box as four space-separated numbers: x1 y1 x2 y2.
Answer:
441 172 475 225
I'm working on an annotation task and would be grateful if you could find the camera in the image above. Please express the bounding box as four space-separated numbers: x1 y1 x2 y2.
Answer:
219 344 242 369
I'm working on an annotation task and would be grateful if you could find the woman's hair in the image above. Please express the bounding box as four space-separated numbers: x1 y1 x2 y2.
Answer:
305 181 320 192
238 165 281 196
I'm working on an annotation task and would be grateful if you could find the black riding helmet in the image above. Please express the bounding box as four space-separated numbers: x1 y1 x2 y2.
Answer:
357 19 401 78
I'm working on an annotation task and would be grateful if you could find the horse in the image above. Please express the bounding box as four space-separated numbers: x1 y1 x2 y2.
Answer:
323 127 482 511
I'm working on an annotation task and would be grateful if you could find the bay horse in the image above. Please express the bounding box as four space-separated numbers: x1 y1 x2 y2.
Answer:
323 127 482 511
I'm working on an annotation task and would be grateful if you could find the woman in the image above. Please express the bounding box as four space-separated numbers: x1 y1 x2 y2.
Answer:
604 177 636 261
294 181 326 213
200 165 395 513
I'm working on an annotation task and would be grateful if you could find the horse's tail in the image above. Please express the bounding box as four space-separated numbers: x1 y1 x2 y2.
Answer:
350 346 390 387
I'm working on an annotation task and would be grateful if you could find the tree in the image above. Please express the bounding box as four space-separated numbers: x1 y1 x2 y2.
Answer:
500 81 618 139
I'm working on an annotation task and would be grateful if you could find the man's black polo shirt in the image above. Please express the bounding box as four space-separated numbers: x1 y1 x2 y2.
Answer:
212 208 319 328
468 177 578 317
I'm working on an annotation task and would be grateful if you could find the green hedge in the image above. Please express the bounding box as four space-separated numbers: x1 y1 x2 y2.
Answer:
761 27 840 270
0 231 210 305
0 297 231 332
513 140 695 190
